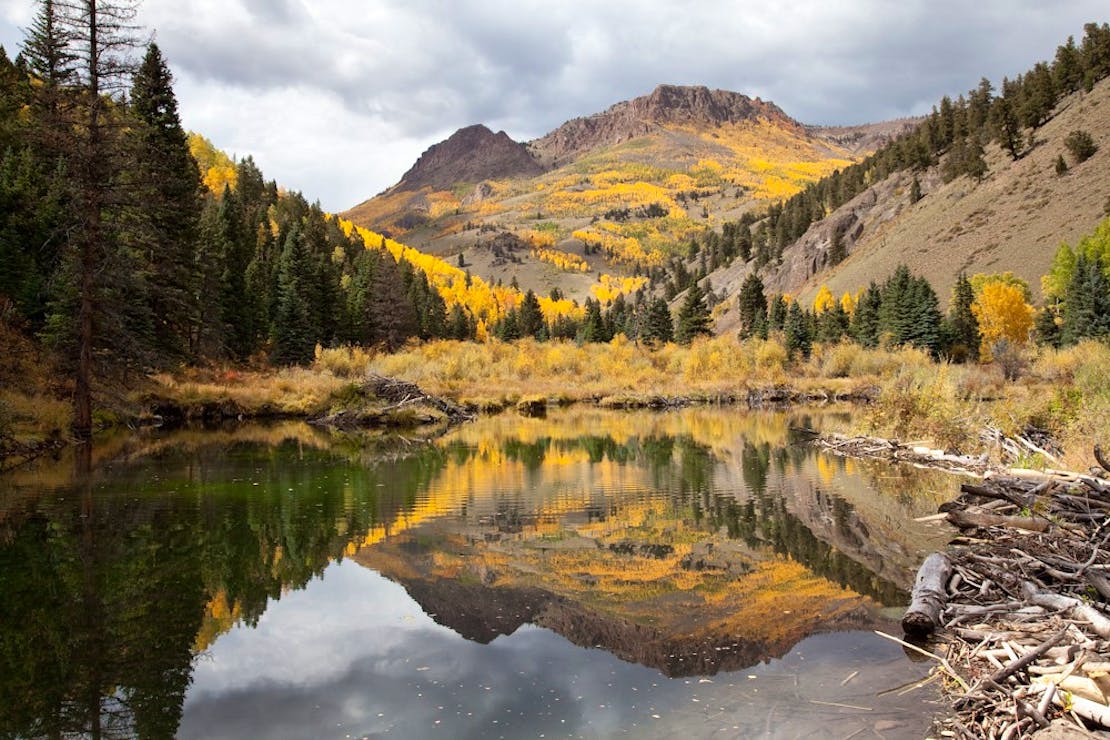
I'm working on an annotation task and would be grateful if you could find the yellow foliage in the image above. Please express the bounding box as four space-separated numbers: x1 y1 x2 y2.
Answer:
532 247 589 272
813 285 836 314
840 292 857 316
590 274 649 304
187 132 237 193
972 281 1035 356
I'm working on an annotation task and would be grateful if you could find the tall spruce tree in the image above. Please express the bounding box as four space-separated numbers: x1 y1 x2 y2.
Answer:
850 282 882 347
518 289 544 339
271 225 315 364
736 272 767 338
35 0 142 438
1062 252 1110 343
784 302 812 360
129 42 201 362
675 281 712 344
642 297 674 345
948 273 981 361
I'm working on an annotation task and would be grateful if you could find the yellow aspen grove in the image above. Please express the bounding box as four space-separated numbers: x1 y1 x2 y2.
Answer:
813 285 835 314
971 281 1035 357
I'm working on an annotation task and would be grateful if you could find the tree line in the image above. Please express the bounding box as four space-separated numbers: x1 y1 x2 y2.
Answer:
0 0 456 437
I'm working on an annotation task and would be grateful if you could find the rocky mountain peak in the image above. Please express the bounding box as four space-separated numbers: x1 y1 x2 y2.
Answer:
392 124 544 193
528 84 802 168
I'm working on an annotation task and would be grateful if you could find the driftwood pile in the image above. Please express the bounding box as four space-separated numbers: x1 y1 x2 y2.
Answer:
817 433 993 476
310 374 476 429
903 464 1110 738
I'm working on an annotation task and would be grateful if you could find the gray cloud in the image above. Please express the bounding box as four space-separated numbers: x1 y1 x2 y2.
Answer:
1 0 1106 208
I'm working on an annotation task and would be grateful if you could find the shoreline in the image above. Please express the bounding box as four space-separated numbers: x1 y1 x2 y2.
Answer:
817 433 1110 737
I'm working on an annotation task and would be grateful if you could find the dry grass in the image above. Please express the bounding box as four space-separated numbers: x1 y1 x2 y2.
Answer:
148 366 350 416
360 336 1108 468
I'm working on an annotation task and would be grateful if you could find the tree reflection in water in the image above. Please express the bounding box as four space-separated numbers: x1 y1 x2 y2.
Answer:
0 408 953 738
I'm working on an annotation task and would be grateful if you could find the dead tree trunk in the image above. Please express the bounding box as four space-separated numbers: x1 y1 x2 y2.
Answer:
902 552 952 637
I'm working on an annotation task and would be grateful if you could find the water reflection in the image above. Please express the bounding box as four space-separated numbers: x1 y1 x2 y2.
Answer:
0 408 952 738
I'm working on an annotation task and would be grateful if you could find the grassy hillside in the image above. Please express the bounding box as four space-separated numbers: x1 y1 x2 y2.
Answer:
796 77 1110 305
343 110 864 302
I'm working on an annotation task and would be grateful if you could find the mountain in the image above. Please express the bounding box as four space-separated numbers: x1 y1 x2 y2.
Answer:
342 85 888 302
527 84 805 168
391 123 544 192
705 74 1110 330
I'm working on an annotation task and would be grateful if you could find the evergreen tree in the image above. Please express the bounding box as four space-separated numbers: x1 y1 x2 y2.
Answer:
948 273 980 362
991 93 1023 161
767 294 787 332
36 0 143 437
369 253 417 350
129 42 202 362
642 297 674 345
784 302 812 360
447 304 473 340
518 289 544 339
964 136 988 182
736 272 767 338
675 281 712 344
909 176 922 204
578 298 607 343
1034 307 1062 348
815 302 849 343
270 226 314 364
1062 252 1110 343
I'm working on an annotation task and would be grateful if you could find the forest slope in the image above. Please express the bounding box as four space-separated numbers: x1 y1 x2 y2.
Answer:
342 86 899 301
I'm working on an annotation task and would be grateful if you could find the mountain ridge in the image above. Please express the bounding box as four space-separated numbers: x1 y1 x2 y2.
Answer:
526 84 805 169
390 123 544 193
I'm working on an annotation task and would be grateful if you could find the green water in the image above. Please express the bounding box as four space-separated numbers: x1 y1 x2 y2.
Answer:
0 408 954 738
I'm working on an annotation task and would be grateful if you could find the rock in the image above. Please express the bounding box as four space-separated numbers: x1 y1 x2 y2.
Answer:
392 124 544 192
529 84 802 169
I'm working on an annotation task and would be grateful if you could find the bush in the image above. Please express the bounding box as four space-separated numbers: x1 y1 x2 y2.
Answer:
991 339 1028 381
313 344 374 378
1064 130 1098 163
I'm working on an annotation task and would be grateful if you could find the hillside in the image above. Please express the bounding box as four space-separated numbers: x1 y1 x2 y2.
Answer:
342 85 889 301
707 75 1110 331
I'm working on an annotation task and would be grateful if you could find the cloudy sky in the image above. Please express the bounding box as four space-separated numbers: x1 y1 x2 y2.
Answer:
0 1 1104 210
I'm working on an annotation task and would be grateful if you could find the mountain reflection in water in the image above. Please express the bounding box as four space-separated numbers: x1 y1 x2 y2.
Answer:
0 408 952 738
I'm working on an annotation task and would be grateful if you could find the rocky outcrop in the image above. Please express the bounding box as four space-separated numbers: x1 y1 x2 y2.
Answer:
392 124 544 192
529 84 803 168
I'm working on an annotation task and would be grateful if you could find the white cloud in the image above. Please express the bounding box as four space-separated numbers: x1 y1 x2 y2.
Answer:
1 0 1106 209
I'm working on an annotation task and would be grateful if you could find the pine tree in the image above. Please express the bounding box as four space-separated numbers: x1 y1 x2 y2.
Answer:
675 281 713 345
767 294 787 332
991 92 1022 161
271 226 314 364
129 42 202 362
736 272 767 338
1062 252 1110 343
642 297 674 345
784 302 812 360
909 176 922 203
964 136 988 182
369 253 416 350
578 298 606 343
850 282 882 347
37 0 142 437
518 289 544 339
948 273 980 362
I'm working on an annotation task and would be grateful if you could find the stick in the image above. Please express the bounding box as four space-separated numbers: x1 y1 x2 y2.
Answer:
902 552 953 636
986 627 1068 685
1095 445 1110 475
873 630 970 692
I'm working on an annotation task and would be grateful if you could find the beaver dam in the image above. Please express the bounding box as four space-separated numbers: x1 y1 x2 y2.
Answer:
819 435 1110 738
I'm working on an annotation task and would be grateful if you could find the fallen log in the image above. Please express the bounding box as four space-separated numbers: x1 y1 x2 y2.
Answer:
1022 583 1110 639
946 508 1051 533
902 552 953 637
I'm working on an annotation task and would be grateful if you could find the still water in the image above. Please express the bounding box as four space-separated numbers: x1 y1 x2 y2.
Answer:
0 408 956 739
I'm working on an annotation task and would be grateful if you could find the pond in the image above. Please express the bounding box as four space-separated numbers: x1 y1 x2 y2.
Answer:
0 407 957 738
